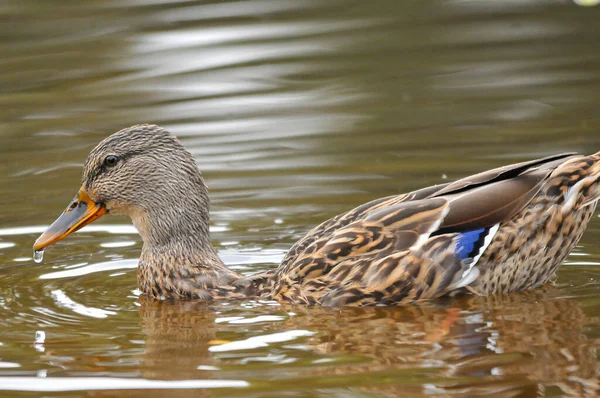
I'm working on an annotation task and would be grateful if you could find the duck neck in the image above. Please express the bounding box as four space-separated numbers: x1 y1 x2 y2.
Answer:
133 202 243 299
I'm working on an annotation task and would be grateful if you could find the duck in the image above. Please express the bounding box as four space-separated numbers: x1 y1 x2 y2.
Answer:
33 124 600 306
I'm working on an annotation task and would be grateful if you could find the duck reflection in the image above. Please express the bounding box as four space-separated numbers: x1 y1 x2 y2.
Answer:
138 287 599 396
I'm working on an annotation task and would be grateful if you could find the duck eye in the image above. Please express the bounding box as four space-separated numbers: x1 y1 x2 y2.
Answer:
104 155 118 167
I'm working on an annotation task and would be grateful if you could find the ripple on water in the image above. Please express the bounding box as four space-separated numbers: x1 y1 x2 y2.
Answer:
39 259 139 280
100 241 136 248
209 330 316 353
51 290 117 319
0 378 249 392
214 315 286 324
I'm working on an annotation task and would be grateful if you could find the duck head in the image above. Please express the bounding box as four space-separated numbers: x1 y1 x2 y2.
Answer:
34 124 212 252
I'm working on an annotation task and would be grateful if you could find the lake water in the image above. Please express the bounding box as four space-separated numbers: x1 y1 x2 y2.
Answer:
1 0 600 396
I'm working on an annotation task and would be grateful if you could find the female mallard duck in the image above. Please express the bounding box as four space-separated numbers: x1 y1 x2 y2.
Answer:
33 125 600 306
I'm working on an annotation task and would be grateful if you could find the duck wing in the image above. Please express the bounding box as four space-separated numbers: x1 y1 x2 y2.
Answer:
273 153 578 305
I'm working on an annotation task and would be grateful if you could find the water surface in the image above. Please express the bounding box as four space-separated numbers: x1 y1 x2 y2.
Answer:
1 0 600 396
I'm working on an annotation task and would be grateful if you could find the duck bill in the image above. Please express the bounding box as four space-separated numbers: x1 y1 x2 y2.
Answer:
33 189 107 251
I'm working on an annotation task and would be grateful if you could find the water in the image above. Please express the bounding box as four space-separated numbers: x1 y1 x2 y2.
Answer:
32 249 44 264
1 0 600 396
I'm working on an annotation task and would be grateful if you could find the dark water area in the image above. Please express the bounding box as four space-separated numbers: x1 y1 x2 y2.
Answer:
1 0 600 396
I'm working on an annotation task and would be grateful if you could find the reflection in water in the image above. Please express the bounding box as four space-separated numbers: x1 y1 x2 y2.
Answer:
136 288 599 396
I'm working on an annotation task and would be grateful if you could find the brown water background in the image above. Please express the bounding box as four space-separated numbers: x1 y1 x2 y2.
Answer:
1 0 600 396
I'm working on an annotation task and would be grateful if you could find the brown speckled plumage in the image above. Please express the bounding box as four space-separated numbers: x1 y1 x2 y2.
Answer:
35 125 600 306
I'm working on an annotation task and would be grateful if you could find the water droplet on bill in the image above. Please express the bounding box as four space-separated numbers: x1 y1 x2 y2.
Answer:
33 249 44 264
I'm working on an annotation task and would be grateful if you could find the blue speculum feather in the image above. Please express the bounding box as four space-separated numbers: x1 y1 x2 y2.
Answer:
455 228 488 260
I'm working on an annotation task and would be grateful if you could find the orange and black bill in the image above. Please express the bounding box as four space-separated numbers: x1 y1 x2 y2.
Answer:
33 189 107 251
